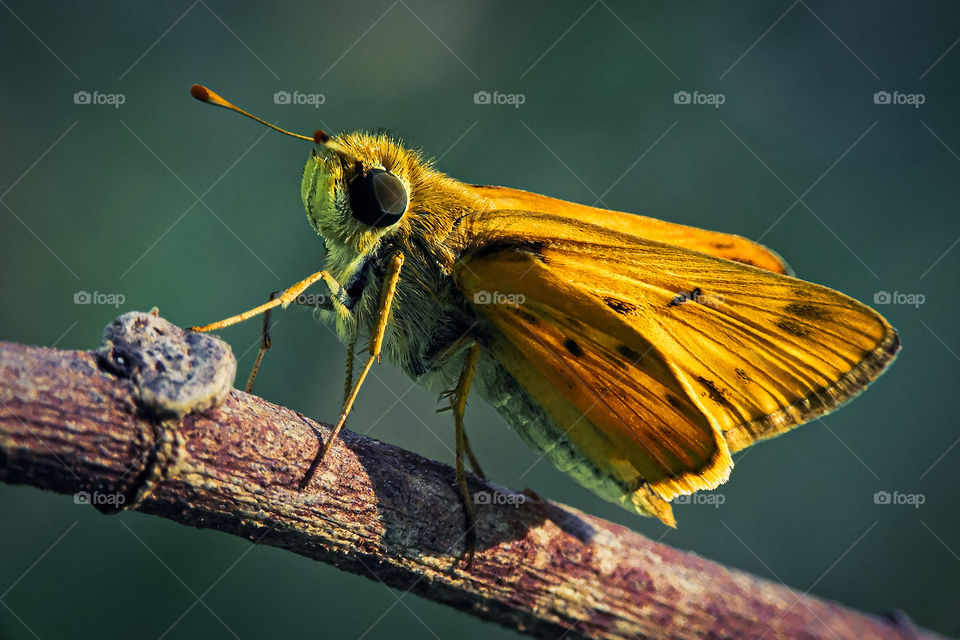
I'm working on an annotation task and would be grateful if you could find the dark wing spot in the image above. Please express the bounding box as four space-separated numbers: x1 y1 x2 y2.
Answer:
511 308 540 326
697 376 733 408
784 302 830 321
604 297 639 315
563 338 584 357
712 242 735 249
666 394 686 410
735 368 752 383
776 319 811 337
669 287 703 307
616 344 643 363
606 352 629 370
469 239 546 262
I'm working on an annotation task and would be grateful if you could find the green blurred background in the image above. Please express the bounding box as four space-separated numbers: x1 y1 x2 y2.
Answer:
2 2 958 638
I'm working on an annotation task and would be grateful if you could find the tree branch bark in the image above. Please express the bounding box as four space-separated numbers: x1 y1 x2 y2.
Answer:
0 313 940 640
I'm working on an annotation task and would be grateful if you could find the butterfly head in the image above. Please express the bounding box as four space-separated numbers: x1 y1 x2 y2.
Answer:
301 131 421 259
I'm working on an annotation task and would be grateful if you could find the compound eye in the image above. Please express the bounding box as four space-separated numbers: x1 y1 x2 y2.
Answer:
348 169 408 227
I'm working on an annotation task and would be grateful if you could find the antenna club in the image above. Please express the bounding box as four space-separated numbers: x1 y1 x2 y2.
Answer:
190 84 211 102
188 84 316 144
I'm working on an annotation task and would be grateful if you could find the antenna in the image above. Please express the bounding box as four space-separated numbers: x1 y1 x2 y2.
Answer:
189 84 361 165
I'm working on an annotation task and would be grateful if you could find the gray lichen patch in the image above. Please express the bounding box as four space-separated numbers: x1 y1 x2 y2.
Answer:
96 309 236 419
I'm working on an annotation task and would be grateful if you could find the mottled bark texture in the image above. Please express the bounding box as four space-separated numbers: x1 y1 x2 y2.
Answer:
0 313 940 640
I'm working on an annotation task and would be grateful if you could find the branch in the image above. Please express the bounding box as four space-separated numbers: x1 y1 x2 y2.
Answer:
0 312 938 640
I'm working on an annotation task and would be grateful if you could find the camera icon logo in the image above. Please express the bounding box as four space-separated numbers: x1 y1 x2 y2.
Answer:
873 91 891 105
873 490 891 505
474 491 491 504
873 291 891 304
74 290 92 304
74 90 91 105
673 91 691 105
274 90 291 105
473 91 491 105
473 291 492 304
74 491 91 504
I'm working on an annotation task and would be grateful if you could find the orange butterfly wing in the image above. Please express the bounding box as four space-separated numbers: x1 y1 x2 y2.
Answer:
470 184 792 274
453 208 898 523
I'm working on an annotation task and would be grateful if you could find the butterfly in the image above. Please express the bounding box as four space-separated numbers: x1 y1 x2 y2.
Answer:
188 85 899 530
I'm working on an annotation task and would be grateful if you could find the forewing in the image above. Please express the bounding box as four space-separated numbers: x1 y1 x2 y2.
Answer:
461 250 734 507
470 184 792 274
454 208 899 493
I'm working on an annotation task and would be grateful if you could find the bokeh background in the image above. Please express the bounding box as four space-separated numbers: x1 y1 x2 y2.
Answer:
1 2 958 638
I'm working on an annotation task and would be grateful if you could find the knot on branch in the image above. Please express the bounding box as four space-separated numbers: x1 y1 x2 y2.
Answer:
93 309 236 512
96 308 236 419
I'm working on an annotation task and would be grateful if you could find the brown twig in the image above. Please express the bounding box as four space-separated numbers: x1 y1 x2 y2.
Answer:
0 314 941 640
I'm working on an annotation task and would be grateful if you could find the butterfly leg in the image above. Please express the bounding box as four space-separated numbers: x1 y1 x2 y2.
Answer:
463 430 486 479
189 269 345 334
298 252 405 490
242 288 341 393
452 342 482 564
242 291 278 394
342 338 356 409
433 336 487 478
438 399 485 478
190 272 348 394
